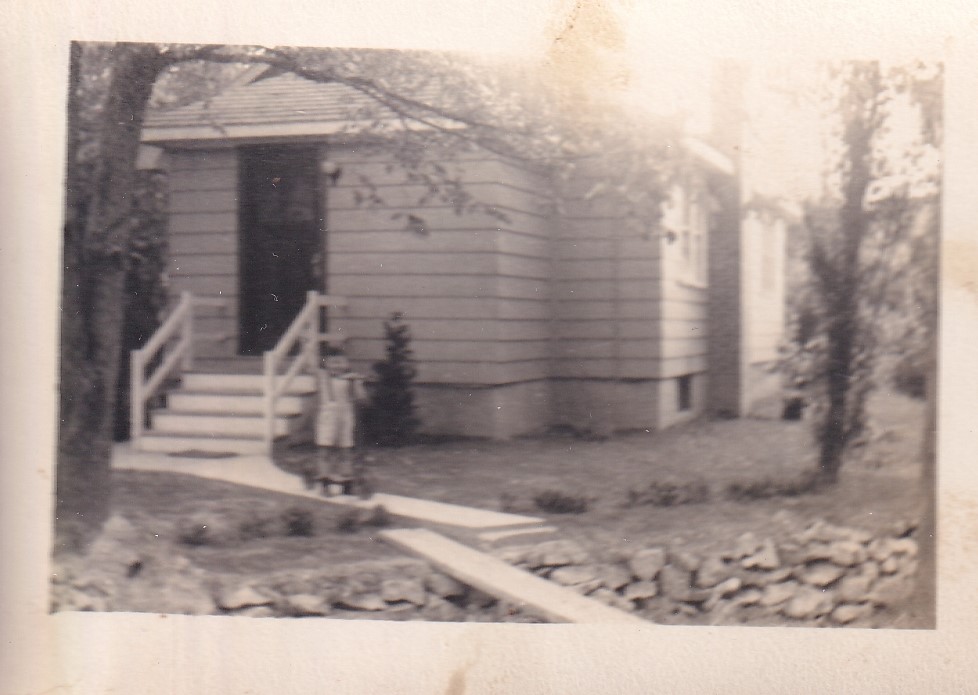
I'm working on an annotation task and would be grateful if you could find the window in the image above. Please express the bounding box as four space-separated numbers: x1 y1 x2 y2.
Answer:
677 374 693 412
681 191 709 286
664 183 709 287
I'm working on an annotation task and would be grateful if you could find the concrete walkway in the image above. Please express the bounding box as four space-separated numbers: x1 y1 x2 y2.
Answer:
113 444 642 624
382 528 648 624
111 444 544 529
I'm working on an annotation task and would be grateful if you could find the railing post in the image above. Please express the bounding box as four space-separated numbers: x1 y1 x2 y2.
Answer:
130 350 143 449
263 351 275 453
306 290 319 371
181 291 194 371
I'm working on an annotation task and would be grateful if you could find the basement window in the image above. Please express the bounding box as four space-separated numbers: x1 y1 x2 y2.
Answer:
677 375 693 412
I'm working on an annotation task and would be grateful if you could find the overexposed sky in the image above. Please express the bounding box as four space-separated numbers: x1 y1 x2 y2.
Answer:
622 42 935 205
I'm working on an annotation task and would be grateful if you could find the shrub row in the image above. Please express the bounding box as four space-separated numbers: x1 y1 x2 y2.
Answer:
177 505 392 546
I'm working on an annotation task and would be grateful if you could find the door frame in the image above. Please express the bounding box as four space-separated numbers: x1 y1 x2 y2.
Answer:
236 142 328 355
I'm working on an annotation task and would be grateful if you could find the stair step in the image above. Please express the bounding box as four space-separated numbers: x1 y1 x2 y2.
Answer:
168 390 312 416
137 432 269 455
189 357 264 374
151 411 301 437
182 372 316 394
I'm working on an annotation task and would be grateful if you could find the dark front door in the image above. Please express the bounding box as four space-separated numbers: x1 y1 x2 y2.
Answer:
238 145 323 355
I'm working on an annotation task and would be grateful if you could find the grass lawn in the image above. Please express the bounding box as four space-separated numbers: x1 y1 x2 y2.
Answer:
279 389 925 557
111 472 407 576
108 389 928 606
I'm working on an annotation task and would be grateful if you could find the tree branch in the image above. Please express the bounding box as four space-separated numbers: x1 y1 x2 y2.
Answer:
156 44 551 166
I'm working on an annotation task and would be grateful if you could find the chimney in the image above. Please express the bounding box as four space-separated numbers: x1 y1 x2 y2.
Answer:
707 59 750 419
709 60 748 165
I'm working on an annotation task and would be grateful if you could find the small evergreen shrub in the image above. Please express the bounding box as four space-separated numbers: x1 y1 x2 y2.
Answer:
238 515 275 541
533 490 590 514
281 507 315 537
175 514 236 547
624 479 710 507
725 470 819 501
335 509 362 534
362 313 421 447
177 524 210 547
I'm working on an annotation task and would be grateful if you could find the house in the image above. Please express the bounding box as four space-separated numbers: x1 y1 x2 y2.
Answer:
132 67 790 454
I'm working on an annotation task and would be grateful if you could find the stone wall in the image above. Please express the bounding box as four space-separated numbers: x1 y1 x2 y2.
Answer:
491 518 921 626
51 515 921 626
50 517 544 622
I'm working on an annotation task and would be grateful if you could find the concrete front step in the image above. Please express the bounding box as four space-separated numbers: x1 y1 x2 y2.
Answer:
137 432 269 455
137 369 318 454
151 410 302 438
168 390 312 416
182 372 316 394
188 357 264 374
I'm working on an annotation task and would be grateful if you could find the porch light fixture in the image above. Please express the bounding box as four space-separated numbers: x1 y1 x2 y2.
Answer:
319 158 343 186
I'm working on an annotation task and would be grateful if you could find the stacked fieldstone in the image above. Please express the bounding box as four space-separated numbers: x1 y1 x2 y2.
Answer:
207 565 505 621
50 517 544 622
53 556 549 622
51 515 921 626
492 519 920 626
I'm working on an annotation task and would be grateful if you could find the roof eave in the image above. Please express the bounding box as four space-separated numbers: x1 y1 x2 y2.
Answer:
682 136 735 176
141 116 461 147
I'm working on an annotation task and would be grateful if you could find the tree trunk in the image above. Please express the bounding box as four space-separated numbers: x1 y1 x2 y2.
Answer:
814 63 879 485
817 316 854 484
56 44 163 552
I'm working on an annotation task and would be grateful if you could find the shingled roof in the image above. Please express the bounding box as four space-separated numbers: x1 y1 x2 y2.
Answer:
142 72 419 145
141 67 734 175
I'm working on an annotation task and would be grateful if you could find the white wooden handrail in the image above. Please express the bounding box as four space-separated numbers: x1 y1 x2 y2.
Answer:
262 292 348 450
139 292 191 360
268 299 317 363
130 291 229 450
143 335 191 396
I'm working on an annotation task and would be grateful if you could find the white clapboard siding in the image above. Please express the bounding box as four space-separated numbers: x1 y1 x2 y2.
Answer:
328 146 554 387
166 149 239 360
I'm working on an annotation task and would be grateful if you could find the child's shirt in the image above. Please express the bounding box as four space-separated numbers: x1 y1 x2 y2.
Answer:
318 369 367 408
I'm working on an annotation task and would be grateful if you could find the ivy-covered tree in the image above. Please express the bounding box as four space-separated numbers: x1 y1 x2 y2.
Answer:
781 61 940 486
113 169 169 441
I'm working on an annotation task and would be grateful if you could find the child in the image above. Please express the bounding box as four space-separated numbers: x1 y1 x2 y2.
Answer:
314 347 368 496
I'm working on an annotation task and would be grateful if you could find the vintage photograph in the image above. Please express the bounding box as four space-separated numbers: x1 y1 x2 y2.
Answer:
53 32 939 628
